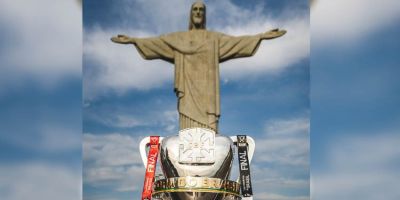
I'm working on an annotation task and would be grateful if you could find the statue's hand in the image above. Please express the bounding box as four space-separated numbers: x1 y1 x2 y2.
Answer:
262 28 287 40
111 34 134 44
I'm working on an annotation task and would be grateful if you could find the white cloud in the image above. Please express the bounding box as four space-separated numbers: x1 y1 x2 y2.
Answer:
84 106 178 133
265 118 309 136
109 115 145 128
250 163 309 187
38 124 82 152
83 133 151 194
83 133 143 166
243 117 310 199
0 0 81 91
83 28 173 99
1 122 81 153
220 17 309 79
118 0 192 32
312 132 400 200
0 163 81 200
255 118 310 166
83 0 308 99
311 0 400 45
159 110 179 132
87 111 149 129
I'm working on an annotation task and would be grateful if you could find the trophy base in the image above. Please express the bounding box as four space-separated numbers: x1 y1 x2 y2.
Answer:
153 192 241 200
152 177 241 200
138 130 257 200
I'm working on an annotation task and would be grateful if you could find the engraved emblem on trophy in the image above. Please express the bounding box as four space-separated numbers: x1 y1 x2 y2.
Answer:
111 2 286 199
179 128 215 164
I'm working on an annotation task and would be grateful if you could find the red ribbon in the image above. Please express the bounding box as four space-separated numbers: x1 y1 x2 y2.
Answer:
141 136 160 200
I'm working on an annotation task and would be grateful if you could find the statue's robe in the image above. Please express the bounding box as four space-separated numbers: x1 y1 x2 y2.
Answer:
133 30 262 131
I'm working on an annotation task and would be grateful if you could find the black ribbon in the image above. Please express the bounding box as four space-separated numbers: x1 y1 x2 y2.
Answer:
236 135 253 197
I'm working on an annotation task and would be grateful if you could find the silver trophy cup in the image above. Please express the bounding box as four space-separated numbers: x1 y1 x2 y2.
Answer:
139 128 255 200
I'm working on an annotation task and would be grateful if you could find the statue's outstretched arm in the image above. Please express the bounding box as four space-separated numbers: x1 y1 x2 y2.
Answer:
111 34 137 44
261 28 287 40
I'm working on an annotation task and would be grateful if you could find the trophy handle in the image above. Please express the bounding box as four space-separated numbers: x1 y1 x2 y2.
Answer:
230 135 255 183
139 136 164 168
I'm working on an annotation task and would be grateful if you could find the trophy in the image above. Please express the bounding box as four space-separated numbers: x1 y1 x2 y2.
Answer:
139 128 255 200
111 2 286 199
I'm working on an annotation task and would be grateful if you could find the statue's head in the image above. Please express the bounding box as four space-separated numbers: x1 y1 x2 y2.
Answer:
189 1 206 30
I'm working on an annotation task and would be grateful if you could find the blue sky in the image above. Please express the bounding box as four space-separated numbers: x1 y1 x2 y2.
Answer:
83 0 309 200
0 0 82 199
0 0 400 200
311 1 400 199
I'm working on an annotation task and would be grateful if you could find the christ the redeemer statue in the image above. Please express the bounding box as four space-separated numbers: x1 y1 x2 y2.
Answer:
111 2 286 132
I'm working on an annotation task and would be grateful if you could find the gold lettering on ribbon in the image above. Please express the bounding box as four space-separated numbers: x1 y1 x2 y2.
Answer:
153 177 241 195
188 177 197 187
178 177 186 187
202 178 208 188
215 179 222 188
